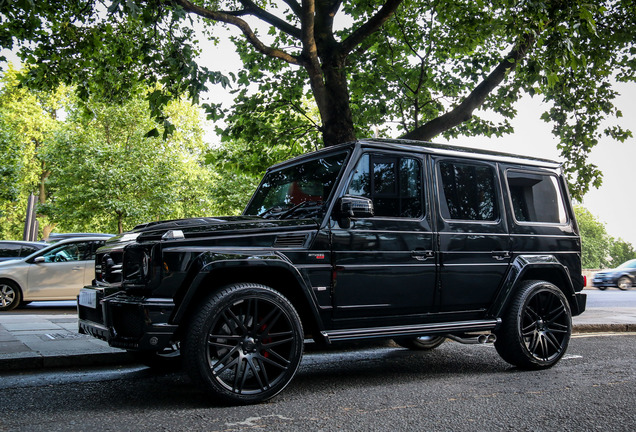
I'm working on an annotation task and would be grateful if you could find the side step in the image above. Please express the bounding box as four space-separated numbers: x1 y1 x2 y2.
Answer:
321 319 500 343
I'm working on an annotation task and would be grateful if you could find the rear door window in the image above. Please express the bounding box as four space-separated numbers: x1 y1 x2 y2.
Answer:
437 160 498 222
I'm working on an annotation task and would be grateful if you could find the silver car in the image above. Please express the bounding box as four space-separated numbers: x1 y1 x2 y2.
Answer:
0 236 110 311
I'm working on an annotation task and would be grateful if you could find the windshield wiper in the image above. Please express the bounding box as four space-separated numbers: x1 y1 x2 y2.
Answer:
279 201 324 220
258 206 286 219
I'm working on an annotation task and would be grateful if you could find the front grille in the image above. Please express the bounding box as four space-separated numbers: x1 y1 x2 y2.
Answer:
111 304 145 338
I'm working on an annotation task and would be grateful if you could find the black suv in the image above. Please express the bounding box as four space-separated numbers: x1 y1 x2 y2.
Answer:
78 139 586 404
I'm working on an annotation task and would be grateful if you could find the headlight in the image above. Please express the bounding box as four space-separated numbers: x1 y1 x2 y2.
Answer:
122 244 155 288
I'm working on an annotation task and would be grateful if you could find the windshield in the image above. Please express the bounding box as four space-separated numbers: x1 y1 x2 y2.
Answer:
617 259 636 269
244 151 349 220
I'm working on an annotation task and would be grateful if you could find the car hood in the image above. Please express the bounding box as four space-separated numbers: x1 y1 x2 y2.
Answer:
108 216 319 244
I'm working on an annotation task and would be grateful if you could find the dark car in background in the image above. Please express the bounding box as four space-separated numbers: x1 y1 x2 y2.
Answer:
592 259 636 290
0 241 47 262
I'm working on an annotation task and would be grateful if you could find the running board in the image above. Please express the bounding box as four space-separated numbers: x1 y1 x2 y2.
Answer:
321 319 500 343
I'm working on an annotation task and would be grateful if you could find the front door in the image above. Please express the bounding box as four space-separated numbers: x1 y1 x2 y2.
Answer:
331 152 437 319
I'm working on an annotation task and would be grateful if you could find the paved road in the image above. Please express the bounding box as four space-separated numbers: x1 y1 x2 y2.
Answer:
1 333 634 431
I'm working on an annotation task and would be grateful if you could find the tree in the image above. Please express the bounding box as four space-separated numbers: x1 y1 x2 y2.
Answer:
40 91 219 234
609 238 636 266
0 64 67 239
574 205 611 269
574 205 636 269
2 1 634 198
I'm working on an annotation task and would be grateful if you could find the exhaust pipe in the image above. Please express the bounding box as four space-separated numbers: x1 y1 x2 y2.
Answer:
447 333 497 345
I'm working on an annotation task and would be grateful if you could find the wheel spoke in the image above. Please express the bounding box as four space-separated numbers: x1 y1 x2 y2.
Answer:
246 356 266 391
257 352 289 370
211 345 240 372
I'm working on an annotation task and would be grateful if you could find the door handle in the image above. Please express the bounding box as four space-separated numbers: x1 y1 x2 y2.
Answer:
491 251 511 261
72 266 83 271
411 250 434 261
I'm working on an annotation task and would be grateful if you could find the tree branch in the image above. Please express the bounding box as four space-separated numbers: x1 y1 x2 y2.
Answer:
171 0 302 65
401 34 536 141
341 0 404 55
281 0 302 18
237 0 302 39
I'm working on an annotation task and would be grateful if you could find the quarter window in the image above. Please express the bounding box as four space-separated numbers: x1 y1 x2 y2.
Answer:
438 161 498 221
347 154 423 218
507 171 567 224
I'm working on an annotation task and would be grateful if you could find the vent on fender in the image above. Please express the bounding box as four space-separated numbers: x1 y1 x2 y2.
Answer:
273 234 307 248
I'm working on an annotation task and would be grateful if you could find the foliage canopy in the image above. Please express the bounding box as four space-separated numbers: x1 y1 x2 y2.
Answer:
1 0 635 198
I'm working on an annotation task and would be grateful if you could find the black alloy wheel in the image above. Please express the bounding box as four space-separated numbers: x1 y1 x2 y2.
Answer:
495 280 572 370
184 283 304 404
393 335 446 350
0 280 21 311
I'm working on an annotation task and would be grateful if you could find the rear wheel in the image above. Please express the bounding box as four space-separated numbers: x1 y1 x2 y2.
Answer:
184 283 304 404
0 280 21 311
495 280 571 370
393 335 445 350
617 276 632 291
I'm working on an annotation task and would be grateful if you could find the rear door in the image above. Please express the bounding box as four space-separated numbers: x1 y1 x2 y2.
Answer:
433 157 511 314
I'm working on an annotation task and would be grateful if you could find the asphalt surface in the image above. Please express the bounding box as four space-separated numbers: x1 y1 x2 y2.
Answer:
1 292 635 372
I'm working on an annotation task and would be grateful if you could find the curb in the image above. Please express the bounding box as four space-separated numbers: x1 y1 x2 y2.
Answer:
572 323 636 333
0 351 134 372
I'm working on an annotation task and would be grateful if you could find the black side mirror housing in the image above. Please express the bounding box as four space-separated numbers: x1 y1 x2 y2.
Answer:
338 195 374 218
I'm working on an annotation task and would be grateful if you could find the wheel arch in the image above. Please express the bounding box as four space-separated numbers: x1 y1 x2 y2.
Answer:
490 255 581 318
170 254 325 342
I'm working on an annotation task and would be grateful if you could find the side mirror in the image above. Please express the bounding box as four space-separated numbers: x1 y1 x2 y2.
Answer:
338 195 374 218
33 256 46 264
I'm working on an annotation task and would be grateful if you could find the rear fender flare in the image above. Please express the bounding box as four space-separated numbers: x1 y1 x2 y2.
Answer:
490 255 579 318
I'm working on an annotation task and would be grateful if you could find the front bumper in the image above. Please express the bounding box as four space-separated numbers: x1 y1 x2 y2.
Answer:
592 278 616 288
78 287 178 351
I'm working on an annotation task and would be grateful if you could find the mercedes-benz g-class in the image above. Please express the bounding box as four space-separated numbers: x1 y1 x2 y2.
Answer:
78 139 586 404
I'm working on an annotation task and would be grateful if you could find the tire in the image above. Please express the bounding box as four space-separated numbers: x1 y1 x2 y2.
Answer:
617 276 632 291
495 280 572 370
184 283 304 405
597 286 607 291
393 335 446 350
0 280 22 311
128 342 182 372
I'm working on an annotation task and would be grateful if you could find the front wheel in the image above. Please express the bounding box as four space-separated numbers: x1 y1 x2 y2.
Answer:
0 280 22 311
495 280 572 370
184 283 304 405
617 276 632 291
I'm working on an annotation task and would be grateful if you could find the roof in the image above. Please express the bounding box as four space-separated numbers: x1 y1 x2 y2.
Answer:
267 139 561 171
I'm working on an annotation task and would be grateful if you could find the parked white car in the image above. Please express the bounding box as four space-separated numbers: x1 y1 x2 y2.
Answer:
0 236 110 311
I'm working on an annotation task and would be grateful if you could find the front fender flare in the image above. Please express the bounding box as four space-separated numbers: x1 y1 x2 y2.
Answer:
170 250 325 333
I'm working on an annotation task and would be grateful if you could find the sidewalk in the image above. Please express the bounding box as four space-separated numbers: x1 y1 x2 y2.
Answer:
1 308 635 372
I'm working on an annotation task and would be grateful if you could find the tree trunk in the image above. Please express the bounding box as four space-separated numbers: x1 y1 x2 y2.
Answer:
317 55 357 147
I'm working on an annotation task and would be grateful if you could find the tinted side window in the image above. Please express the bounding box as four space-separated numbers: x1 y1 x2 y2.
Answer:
347 154 423 218
438 161 498 221
20 245 41 257
507 171 567 224
0 243 20 258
